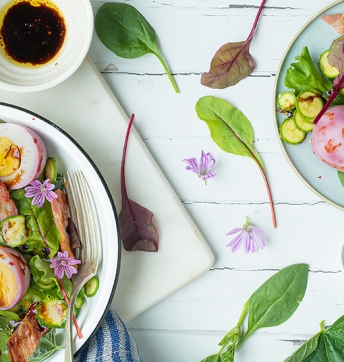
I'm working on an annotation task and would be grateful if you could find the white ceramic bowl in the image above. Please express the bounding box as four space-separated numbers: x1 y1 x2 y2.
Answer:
0 0 93 93
0 102 120 359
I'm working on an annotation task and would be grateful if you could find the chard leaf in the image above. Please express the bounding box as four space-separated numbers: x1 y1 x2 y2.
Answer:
95 3 179 93
195 96 277 227
28 329 63 362
119 115 159 252
201 40 254 89
244 264 308 339
201 0 266 89
284 46 332 95
328 36 344 72
10 189 60 258
195 96 263 167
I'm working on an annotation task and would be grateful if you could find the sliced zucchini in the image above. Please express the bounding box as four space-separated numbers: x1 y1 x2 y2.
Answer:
319 49 339 79
279 118 306 145
0 215 28 247
45 157 57 184
277 91 296 111
85 276 99 297
296 90 323 120
37 300 68 328
294 111 314 133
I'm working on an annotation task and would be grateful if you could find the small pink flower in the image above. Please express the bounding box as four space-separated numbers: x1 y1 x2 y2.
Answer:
24 178 58 208
226 217 265 253
183 150 216 185
50 251 81 279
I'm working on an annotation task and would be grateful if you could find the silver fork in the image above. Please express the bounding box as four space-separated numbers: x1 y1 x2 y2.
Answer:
64 170 100 362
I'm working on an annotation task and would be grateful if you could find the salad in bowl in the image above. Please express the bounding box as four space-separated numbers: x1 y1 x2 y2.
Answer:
0 105 119 362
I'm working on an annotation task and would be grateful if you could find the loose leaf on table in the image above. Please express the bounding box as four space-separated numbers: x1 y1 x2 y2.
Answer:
94 3 179 93
200 264 309 362
242 264 309 343
195 95 276 227
119 114 159 252
284 316 344 362
201 0 266 89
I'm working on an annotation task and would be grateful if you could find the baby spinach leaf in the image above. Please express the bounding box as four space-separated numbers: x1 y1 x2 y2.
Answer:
95 3 179 93
119 115 159 252
195 96 276 227
284 46 332 96
200 264 308 362
243 264 308 341
201 0 266 89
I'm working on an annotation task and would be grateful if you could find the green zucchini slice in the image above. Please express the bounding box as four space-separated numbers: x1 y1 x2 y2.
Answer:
319 49 339 79
279 118 306 145
296 90 323 120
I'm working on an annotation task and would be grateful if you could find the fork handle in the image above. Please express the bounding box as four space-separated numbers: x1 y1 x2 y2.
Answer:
64 295 77 362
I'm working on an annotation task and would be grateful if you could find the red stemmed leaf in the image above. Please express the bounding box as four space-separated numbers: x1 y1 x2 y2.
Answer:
119 114 159 252
201 0 266 89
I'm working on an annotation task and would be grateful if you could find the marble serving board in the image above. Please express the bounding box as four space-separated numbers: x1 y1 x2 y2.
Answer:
0 56 214 322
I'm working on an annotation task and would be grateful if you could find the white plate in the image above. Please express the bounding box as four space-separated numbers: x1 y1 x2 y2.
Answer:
0 102 120 359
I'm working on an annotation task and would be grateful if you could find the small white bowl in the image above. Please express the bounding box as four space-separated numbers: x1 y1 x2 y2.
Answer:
0 0 93 93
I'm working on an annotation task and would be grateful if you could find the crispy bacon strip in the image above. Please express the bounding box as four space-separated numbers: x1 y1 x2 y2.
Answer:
322 14 344 35
0 180 18 222
51 189 75 258
7 304 48 362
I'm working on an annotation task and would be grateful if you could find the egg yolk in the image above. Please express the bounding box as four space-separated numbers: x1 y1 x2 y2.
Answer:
0 263 17 308
0 137 21 177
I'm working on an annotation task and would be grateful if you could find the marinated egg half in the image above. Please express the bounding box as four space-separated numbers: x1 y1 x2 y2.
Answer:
0 245 30 310
0 123 47 189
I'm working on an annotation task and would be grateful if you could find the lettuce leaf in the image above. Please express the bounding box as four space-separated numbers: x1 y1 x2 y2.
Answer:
29 255 72 299
10 189 60 258
0 311 20 361
284 46 332 95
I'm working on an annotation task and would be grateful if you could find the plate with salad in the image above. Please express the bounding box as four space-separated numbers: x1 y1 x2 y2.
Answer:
0 102 120 361
273 0 344 209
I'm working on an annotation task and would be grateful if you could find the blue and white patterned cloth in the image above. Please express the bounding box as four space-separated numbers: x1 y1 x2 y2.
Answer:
75 309 143 362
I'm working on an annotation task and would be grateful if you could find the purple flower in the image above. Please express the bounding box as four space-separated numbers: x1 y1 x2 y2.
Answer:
24 178 58 208
50 251 81 279
226 217 265 253
182 150 216 185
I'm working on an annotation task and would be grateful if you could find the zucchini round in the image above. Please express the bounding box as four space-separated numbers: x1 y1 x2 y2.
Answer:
279 118 306 145
319 49 339 79
296 90 323 120
294 111 314 133
277 91 296 111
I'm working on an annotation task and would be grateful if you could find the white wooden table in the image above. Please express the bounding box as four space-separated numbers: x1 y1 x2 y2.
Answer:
88 1 344 361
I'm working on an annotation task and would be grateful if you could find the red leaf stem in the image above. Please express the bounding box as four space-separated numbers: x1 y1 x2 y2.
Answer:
313 74 344 125
247 0 267 42
58 278 83 339
258 166 277 228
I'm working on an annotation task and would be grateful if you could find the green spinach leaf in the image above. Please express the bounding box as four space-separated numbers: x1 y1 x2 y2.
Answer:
284 46 332 96
244 264 308 340
195 95 276 227
285 316 344 362
95 3 179 93
200 264 309 362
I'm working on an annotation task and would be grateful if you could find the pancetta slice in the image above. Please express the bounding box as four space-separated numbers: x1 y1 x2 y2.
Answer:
322 14 344 35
